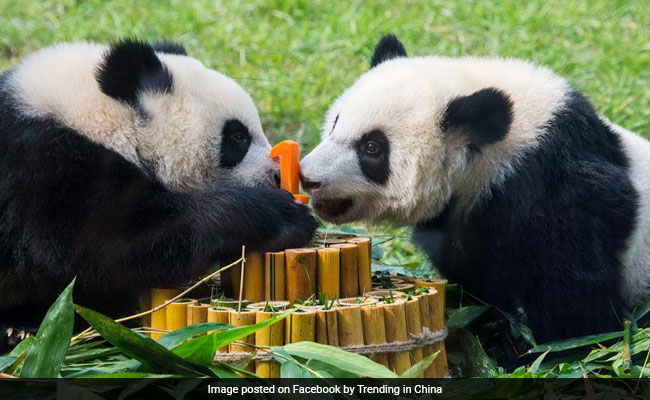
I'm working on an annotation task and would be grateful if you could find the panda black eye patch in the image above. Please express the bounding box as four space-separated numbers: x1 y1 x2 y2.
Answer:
356 130 390 185
219 119 252 168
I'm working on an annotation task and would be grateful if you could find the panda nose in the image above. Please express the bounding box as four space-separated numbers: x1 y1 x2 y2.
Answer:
300 174 322 192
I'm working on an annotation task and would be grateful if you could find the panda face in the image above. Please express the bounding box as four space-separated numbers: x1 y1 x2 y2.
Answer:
301 35 569 225
7 40 277 191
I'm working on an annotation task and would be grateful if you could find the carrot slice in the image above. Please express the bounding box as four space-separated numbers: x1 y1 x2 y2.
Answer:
270 140 309 204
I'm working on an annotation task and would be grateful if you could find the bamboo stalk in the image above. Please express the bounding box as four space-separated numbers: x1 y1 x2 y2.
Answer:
264 251 286 301
183 299 198 325
208 307 230 353
382 300 411 374
255 310 285 378
348 237 372 295
315 308 339 346
285 249 317 304
415 279 449 378
361 304 389 367
165 301 189 332
405 298 423 365
285 309 316 343
243 252 265 303
150 288 180 340
416 292 434 364
188 303 209 325
336 305 364 348
331 243 359 298
317 247 340 299
229 309 257 371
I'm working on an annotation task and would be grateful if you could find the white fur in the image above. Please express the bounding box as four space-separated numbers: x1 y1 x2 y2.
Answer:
7 42 276 191
302 56 569 224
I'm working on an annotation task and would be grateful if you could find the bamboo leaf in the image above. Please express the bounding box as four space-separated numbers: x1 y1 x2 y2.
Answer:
21 279 75 378
400 351 439 378
527 331 624 354
158 322 230 349
281 341 397 378
74 304 210 377
0 357 16 372
446 305 491 330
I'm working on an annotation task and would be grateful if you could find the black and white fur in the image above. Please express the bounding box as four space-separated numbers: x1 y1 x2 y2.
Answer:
0 40 316 349
301 35 650 343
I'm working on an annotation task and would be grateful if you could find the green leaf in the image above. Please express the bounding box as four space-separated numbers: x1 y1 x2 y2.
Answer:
446 305 491 330
0 357 17 372
21 279 75 378
74 304 210 377
497 308 537 347
158 322 230 349
451 328 498 377
527 350 550 373
400 351 439 378
171 332 221 365
91 372 176 378
282 341 397 378
2 336 35 375
633 296 650 321
280 360 316 378
527 331 624 354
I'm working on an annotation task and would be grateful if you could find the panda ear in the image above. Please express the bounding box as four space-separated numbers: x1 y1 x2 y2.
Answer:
152 40 187 56
370 34 407 68
96 39 173 105
441 88 514 147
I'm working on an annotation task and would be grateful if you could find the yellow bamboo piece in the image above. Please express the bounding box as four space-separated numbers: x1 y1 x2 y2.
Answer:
229 309 257 371
348 237 372 295
228 264 242 299
416 293 434 363
139 294 152 334
361 304 389 367
285 249 317 304
315 308 339 346
150 288 180 340
188 303 209 325
317 247 340 299
336 306 364 347
254 310 285 378
184 299 198 325
285 310 316 343
405 298 423 365
264 252 285 301
331 243 359 298
208 307 230 353
242 252 264 303
165 301 188 332
383 300 411 374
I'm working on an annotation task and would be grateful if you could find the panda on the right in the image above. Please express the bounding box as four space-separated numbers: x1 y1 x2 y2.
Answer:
301 34 650 343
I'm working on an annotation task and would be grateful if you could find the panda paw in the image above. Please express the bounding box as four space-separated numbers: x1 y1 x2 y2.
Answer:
1 324 36 353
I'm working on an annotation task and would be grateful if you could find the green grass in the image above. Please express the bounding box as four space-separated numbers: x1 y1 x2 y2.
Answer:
1 0 649 151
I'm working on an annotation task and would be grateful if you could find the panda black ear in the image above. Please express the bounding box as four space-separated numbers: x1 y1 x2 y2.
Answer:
97 39 173 105
152 40 187 56
441 88 513 147
370 34 407 68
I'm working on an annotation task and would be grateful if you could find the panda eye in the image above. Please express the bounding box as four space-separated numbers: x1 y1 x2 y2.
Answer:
363 140 381 156
231 131 246 144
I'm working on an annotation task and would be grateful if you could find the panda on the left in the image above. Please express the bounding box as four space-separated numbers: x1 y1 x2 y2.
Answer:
0 39 317 351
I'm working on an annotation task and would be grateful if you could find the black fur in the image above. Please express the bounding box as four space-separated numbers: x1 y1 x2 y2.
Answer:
356 130 391 185
414 89 637 343
0 72 317 337
219 119 252 168
442 88 514 148
152 41 188 56
370 34 407 68
96 39 173 105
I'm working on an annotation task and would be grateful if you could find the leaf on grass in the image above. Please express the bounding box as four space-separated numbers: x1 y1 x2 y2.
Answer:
527 331 623 354
446 305 491 330
282 341 397 378
74 304 210 377
400 351 439 378
21 279 75 378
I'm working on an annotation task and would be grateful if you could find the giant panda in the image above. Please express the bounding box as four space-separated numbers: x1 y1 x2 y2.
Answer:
0 39 317 350
300 34 650 344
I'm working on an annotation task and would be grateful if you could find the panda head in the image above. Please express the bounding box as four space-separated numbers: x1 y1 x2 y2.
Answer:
301 35 568 225
8 39 278 190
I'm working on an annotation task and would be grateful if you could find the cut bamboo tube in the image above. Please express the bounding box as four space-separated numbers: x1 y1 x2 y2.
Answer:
139 294 152 334
184 299 198 325
211 298 249 310
382 300 411 374
150 288 180 340
188 303 209 325
255 310 285 378
331 243 359 298
405 298 423 365
285 249 317 304
242 252 265 303
229 309 257 371
264 251 285 301
336 306 364 347
228 264 242 299
415 279 449 377
285 310 316 343
361 305 389 367
315 308 339 346
317 247 340 299
207 307 230 353
249 301 290 311
416 293 434 364
348 237 372 295
165 301 189 332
